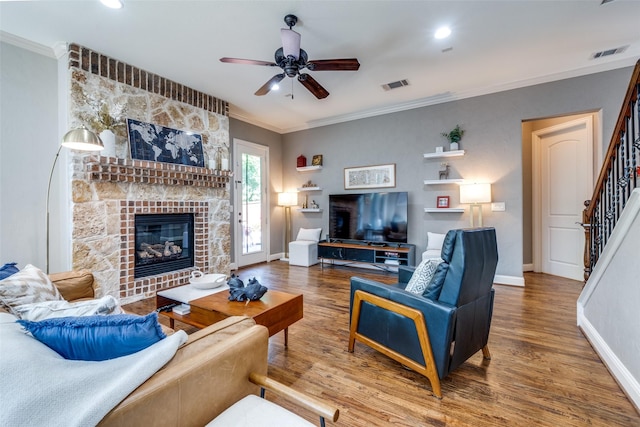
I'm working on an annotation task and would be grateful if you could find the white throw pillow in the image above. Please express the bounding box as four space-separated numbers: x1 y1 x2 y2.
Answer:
427 232 446 251
296 228 322 242
0 264 63 315
13 295 123 321
405 259 442 294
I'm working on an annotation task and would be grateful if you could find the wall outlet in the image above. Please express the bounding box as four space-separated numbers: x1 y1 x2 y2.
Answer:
491 202 506 212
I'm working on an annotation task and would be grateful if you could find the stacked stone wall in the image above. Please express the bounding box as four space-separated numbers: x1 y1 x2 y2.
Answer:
67 44 230 303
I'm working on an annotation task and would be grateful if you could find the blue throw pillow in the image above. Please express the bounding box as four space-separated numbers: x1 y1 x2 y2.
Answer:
17 312 166 361
423 262 449 300
0 262 19 280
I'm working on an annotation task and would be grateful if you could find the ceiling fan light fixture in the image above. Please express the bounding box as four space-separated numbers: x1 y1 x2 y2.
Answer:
435 26 452 39
281 28 301 60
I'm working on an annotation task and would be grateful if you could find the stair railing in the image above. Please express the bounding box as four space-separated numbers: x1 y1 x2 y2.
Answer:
583 59 640 280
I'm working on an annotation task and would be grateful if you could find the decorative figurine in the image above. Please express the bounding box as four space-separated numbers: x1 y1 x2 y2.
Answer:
227 274 268 302
311 200 319 209
439 162 449 180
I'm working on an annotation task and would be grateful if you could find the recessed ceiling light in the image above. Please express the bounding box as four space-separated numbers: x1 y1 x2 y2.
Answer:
100 0 124 9
435 26 451 39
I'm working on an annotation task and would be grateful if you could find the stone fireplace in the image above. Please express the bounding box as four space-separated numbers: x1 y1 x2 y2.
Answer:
67 44 231 304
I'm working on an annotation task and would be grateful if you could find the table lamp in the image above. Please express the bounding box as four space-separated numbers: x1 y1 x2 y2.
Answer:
459 183 491 227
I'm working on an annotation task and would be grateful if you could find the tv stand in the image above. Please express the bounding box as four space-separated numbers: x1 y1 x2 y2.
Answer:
318 240 415 271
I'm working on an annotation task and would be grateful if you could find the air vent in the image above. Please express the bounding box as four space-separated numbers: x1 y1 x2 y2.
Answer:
382 79 410 91
591 45 628 59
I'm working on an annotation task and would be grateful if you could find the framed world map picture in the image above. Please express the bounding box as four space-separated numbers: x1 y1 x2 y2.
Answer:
127 118 205 167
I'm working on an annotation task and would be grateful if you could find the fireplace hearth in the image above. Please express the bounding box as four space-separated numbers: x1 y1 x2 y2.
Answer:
135 213 194 278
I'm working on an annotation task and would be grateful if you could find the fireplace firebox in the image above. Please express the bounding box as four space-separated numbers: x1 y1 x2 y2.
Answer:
135 213 194 278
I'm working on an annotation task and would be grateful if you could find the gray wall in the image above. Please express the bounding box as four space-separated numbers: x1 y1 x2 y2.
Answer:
281 67 634 281
229 118 284 262
0 42 59 269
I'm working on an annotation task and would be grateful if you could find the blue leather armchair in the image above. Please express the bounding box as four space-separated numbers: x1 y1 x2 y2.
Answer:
348 228 498 398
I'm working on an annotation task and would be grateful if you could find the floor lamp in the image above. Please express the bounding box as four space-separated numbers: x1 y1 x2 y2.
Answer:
459 183 492 228
46 126 104 273
277 192 297 261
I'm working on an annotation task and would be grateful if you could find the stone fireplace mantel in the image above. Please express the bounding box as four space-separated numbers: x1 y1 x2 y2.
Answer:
85 156 232 188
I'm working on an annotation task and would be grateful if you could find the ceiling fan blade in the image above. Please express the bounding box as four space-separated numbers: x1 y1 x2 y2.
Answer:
307 59 360 71
298 74 329 99
280 28 301 59
255 74 285 96
220 57 277 67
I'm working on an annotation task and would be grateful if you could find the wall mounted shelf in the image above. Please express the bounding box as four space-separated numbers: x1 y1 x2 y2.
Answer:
298 208 323 213
423 179 465 185
423 150 465 159
424 208 465 213
296 165 323 172
296 186 322 191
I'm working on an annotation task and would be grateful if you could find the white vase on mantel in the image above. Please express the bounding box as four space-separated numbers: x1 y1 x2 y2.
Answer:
99 129 116 158
450 142 459 151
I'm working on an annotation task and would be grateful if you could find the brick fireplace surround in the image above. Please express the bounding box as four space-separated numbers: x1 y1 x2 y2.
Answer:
74 155 232 303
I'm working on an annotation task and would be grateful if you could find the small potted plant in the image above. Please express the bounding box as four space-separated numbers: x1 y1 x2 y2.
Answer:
441 125 465 151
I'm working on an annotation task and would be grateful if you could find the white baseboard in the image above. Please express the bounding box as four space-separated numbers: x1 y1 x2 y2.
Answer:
578 309 640 412
269 253 284 262
494 274 525 287
522 263 534 272
229 262 238 271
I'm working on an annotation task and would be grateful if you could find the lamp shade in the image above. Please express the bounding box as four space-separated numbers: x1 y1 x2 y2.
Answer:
460 183 492 204
61 126 104 151
277 192 298 207
280 28 301 59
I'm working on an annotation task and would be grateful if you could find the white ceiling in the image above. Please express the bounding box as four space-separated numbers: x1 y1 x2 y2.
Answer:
1 1 639 134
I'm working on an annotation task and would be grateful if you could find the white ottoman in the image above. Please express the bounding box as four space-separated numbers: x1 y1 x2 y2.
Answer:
206 394 315 427
289 240 318 267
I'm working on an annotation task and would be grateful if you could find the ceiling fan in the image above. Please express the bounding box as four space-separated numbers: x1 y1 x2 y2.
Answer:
220 14 360 99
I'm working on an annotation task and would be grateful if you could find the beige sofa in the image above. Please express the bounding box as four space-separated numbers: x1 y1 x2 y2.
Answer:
49 270 270 426
3 269 338 426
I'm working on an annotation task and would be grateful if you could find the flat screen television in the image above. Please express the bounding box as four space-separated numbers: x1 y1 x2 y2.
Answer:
329 191 408 244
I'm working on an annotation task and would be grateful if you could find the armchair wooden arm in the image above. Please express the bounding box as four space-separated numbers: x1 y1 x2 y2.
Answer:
249 372 339 426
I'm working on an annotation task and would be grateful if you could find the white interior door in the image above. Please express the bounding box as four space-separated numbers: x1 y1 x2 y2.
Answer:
533 117 593 280
233 139 269 267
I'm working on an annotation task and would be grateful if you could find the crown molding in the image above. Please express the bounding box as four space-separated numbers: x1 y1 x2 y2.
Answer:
278 56 638 134
0 31 62 58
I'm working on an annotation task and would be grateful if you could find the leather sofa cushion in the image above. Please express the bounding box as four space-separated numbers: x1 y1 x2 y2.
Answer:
49 270 95 301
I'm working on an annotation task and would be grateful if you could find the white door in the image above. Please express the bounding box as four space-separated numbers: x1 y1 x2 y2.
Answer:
233 139 269 267
533 117 593 281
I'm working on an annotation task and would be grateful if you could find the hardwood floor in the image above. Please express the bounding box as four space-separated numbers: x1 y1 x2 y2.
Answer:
124 263 640 426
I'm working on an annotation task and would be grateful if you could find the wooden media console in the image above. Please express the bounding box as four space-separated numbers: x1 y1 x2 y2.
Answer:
318 240 416 270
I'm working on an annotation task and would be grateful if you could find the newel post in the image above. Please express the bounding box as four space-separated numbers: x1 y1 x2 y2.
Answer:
582 200 592 283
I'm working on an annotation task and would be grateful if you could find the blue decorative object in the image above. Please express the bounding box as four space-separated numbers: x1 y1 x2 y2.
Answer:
127 118 205 167
17 312 166 361
227 274 268 302
0 262 19 280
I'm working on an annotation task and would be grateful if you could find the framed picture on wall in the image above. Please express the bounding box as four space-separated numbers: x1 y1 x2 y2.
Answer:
127 118 205 167
437 196 450 208
344 163 396 190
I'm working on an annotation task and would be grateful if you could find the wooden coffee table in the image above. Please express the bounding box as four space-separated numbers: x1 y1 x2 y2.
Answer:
156 288 303 346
